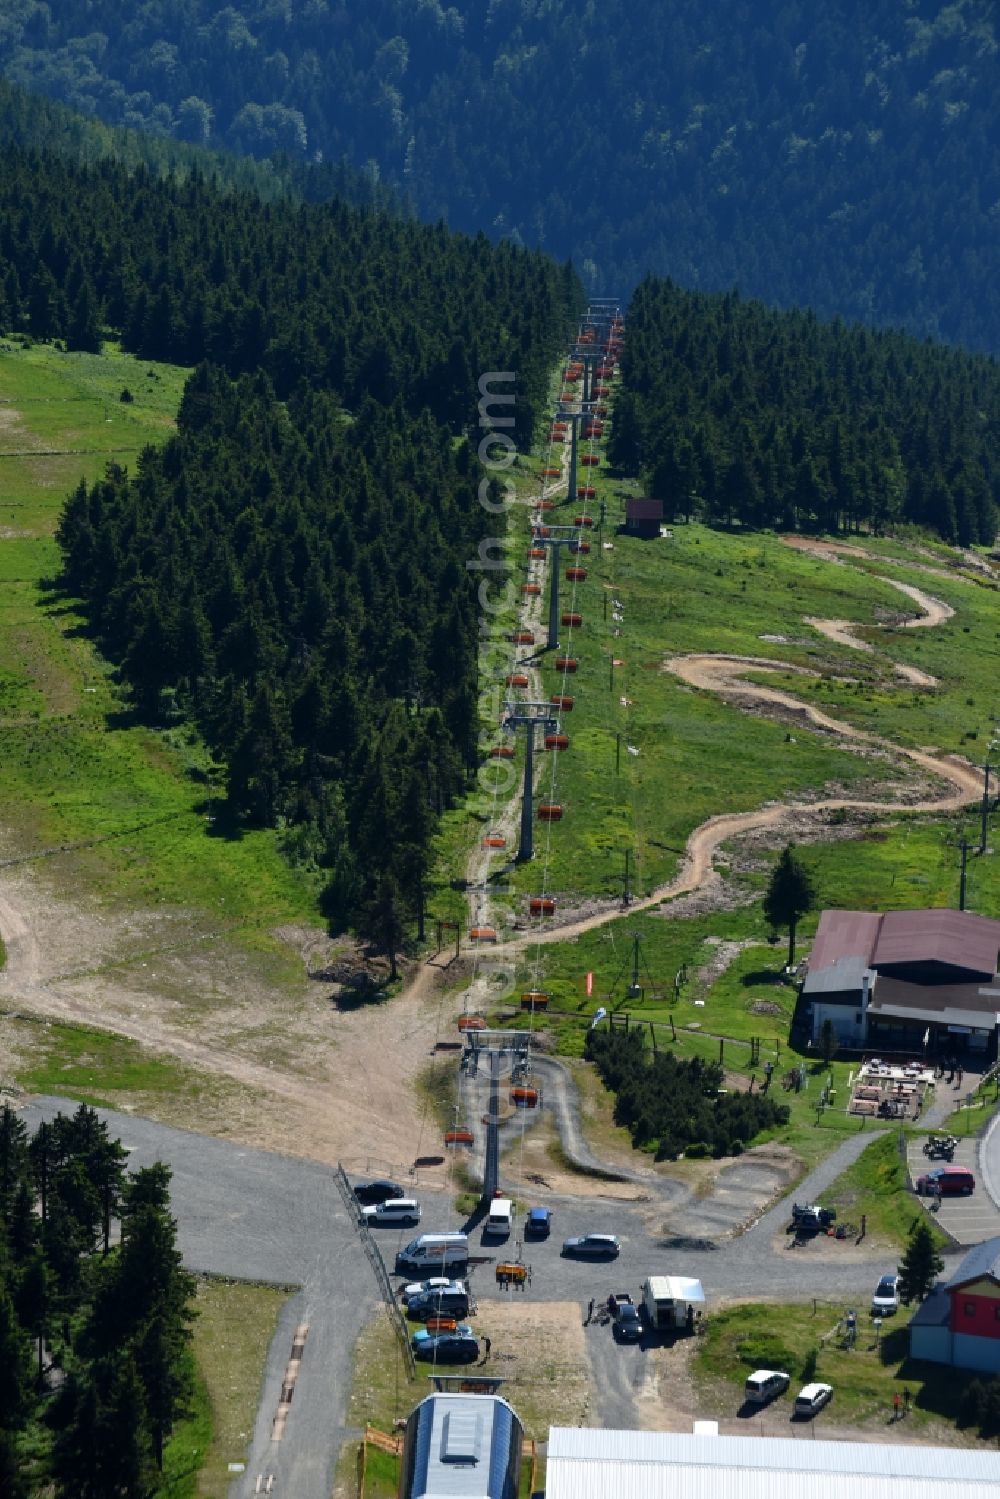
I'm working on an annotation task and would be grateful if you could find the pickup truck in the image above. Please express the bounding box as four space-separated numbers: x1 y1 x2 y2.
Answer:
790 1203 836 1232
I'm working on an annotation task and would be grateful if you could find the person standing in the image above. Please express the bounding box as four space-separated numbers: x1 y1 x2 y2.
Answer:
586 1298 595 1325
893 1391 900 1421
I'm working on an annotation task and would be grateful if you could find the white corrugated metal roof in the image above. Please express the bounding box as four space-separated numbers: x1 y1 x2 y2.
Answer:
663 1276 705 1303
544 1430 1000 1499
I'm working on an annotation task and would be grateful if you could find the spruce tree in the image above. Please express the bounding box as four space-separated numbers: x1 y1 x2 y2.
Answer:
0 1426 25 1499
51 1360 155 1499
15 1251 50 1389
67 279 102 353
897 1219 944 1305
0 1105 28 1221
763 844 816 968
0 1278 32 1426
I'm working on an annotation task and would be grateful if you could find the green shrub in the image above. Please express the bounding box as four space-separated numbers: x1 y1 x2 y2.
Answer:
735 1333 796 1371
586 1028 789 1160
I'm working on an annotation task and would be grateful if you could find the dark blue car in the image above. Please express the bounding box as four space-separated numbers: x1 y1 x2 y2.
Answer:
525 1206 551 1239
411 1332 479 1363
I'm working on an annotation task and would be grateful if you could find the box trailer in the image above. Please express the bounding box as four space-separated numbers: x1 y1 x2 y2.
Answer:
642 1275 705 1332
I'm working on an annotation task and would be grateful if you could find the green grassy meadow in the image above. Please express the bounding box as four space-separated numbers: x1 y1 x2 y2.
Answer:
514 512 997 902
818 1130 951 1251
436 371 1000 1175
433 370 1000 934
695 1299 985 1440
0 340 319 958
4 338 999 1178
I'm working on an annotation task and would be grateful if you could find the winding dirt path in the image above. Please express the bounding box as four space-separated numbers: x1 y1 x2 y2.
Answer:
479 532 977 953
805 572 951 687
486 650 980 954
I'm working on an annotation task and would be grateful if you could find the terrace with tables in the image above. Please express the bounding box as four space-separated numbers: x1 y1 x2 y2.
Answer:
848 1057 935 1120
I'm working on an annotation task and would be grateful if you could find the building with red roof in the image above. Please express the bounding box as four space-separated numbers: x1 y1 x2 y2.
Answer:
799 908 1000 1056
622 497 664 538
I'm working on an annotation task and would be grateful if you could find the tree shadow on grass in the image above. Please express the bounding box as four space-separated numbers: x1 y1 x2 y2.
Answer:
741 969 790 988
192 796 246 841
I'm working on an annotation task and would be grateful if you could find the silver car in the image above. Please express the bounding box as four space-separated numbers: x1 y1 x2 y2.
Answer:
871 1274 900 1316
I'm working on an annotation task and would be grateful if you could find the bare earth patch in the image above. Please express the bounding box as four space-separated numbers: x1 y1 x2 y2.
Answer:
501 1115 655 1203
0 860 456 1181
477 1300 595 1432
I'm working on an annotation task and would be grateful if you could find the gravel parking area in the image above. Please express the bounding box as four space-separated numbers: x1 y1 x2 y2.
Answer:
22 1094 977 1487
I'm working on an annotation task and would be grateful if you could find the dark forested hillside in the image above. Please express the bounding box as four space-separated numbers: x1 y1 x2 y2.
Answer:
0 142 579 934
57 375 489 943
612 279 1000 545
0 77 400 211
0 1 996 350
0 1103 196 1493
0 142 576 440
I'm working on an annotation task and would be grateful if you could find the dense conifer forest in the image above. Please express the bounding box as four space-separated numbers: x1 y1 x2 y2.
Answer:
0 141 580 932
0 142 576 438
585 1030 791 1161
0 0 996 350
612 279 1000 544
57 375 490 940
0 77 401 211
0 1104 195 1496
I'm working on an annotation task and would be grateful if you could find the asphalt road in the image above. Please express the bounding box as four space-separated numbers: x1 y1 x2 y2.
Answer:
23 1097 975 1495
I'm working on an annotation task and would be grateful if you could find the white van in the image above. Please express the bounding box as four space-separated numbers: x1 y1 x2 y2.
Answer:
744 1369 789 1406
485 1198 514 1238
396 1232 470 1274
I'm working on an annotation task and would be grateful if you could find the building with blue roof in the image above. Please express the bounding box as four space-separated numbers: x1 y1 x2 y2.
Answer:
399 1391 523 1499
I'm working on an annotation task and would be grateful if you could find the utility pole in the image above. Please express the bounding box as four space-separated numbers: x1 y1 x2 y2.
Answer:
979 758 994 855
502 705 558 863
573 349 601 405
535 525 585 650
555 407 585 506
629 931 642 997
959 838 970 911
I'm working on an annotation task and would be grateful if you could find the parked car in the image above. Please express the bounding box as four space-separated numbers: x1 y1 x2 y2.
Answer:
406 1286 470 1322
744 1369 790 1406
411 1331 479 1364
411 1323 474 1345
916 1166 975 1197
352 1178 405 1206
614 1304 643 1343
607 1292 634 1317
361 1197 421 1226
525 1206 552 1239
562 1233 620 1259
401 1276 454 1303
871 1274 900 1316
793 1382 833 1419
